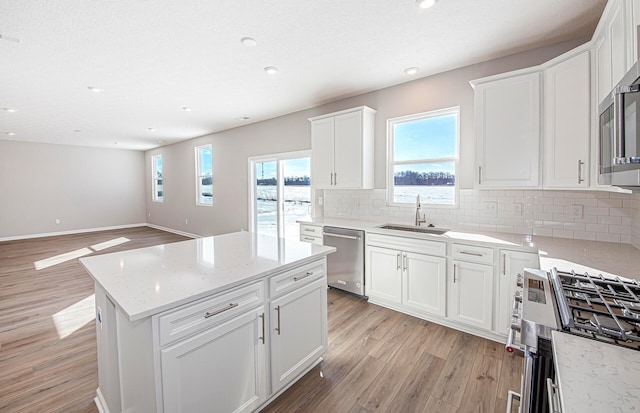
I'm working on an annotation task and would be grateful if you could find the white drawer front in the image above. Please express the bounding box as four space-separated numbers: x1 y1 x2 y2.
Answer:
299 224 323 237
451 243 494 264
158 281 264 347
299 234 323 245
269 260 326 298
367 233 446 257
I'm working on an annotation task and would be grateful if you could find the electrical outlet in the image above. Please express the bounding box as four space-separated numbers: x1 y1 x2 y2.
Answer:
572 204 584 219
55 218 60 224
513 203 522 216
483 202 497 213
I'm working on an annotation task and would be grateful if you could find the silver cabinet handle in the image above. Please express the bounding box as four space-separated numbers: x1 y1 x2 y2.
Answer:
402 253 407 271
294 271 315 281
323 232 359 240
302 236 317 242
578 160 584 184
453 263 457 283
334 172 337 186
459 250 484 257
303 228 316 232
478 166 482 185
546 378 561 413
396 253 401 270
506 390 521 413
506 326 525 353
502 253 506 275
258 313 265 344
275 305 281 335
204 302 238 318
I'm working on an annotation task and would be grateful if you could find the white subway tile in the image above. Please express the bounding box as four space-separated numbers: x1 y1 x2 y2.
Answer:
585 223 609 233
532 227 553 236
597 216 622 225
598 198 623 208
563 222 585 231
552 229 574 238
596 232 621 243
573 231 596 241
608 225 631 235
584 207 609 216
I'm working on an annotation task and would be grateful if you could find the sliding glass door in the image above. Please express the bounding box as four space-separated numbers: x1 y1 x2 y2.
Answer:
250 151 311 239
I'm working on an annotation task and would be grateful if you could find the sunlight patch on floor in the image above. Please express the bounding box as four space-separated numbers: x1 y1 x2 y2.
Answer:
52 294 96 339
90 237 130 251
34 248 93 270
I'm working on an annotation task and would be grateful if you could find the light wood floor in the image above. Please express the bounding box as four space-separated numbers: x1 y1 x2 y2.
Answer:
1 227 522 413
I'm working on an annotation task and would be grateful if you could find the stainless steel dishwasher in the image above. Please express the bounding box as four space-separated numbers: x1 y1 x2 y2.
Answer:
322 226 366 298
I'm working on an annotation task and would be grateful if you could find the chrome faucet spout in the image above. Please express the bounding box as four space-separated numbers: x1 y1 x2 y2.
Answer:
415 194 427 226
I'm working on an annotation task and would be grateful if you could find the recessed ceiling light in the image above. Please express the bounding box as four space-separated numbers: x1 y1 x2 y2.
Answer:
88 86 104 93
241 37 257 47
182 106 192 112
237 116 251 121
415 0 438 9
5 132 16 136
74 129 82 133
148 128 157 132
404 67 420 75
114 142 120 145
2 108 16 113
264 66 279 75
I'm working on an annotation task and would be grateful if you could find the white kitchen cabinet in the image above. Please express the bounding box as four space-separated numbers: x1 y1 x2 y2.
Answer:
448 260 494 331
403 252 447 317
495 249 540 336
471 70 541 188
310 106 375 189
299 223 323 245
161 306 267 413
366 245 403 305
543 49 591 188
270 277 327 394
595 0 628 105
626 0 640 68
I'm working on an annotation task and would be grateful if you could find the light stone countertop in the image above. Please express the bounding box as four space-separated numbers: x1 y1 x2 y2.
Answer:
80 231 335 321
552 331 640 413
298 217 640 280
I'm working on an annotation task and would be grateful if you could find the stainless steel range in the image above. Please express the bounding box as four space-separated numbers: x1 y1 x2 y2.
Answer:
505 267 640 413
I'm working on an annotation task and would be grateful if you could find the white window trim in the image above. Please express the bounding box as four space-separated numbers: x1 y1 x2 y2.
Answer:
151 154 163 203
386 106 460 208
247 150 311 237
195 144 213 206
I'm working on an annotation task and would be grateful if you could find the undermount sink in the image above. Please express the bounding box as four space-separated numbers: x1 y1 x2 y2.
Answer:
377 224 449 235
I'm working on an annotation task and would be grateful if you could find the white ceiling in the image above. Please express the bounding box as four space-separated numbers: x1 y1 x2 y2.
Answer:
0 0 606 151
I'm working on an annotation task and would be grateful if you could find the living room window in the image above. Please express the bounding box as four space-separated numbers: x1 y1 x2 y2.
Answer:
387 107 459 206
151 154 163 202
196 144 213 206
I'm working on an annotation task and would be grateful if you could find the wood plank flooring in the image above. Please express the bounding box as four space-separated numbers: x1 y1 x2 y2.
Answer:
0 227 189 413
0 227 523 413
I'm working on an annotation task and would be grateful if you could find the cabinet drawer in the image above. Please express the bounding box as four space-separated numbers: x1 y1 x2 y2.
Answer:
367 233 446 257
270 260 326 298
299 224 323 237
299 234 323 245
451 243 494 265
158 281 265 347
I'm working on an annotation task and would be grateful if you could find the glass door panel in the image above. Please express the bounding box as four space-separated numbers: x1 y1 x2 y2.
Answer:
255 161 277 237
282 158 311 240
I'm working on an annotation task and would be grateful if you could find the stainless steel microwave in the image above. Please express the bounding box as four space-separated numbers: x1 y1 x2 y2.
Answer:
598 61 640 188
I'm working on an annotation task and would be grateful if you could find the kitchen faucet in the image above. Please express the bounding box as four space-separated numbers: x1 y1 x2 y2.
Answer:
415 194 427 226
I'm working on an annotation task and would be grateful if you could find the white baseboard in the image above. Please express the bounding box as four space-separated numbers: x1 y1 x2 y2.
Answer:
94 388 110 413
0 223 147 243
145 223 200 239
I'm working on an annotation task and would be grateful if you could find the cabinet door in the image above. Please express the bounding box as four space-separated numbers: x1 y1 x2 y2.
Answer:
609 0 627 86
366 246 402 304
161 307 267 413
333 110 363 188
311 116 335 189
495 250 540 336
270 278 327 393
543 50 590 188
403 252 447 317
475 72 541 188
449 260 494 331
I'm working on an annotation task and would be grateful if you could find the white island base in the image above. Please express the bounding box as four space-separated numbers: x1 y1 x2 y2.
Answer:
81 232 334 413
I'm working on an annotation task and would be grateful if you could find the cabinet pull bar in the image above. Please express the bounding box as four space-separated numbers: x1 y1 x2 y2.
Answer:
334 172 337 186
578 160 584 184
453 264 457 283
275 305 281 335
396 253 401 270
502 253 506 275
323 232 359 240
459 250 484 257
330 172 334 186
293 271 315 281
204 302 238 318
258 313 265 344
304 228 316 232
478 166 482 185
402 253 407 271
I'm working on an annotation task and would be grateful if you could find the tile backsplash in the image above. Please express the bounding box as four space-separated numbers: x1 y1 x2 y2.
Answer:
322 188 640 247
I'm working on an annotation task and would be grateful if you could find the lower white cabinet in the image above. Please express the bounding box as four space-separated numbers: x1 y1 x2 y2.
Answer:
495 249 540 336
270 278 328 393
448 260 494 331
161 306 267 413
366 245 402 304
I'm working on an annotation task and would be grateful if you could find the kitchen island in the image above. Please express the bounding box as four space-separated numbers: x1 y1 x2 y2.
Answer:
80 231 335 413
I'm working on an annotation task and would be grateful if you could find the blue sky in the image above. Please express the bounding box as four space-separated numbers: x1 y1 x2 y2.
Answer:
393 114 456 162
256 158 310 180
200 147 212 174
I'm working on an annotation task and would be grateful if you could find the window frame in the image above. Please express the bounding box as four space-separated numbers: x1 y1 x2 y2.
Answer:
151 154 163 203
386 107 460 208
195 144 213 206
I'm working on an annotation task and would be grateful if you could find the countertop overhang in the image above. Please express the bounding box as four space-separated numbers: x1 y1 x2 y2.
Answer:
80 231 335 321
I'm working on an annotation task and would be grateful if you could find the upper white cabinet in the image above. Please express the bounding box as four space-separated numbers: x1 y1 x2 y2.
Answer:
471 70 541 188
627 0 640 66
543 49 591 188
310 106 375 189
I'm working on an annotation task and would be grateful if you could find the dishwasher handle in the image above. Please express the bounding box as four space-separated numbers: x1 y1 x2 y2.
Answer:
323 232 360 240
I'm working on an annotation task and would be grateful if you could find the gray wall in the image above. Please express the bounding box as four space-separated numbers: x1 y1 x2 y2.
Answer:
0 140 146 239
146 39 586 236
